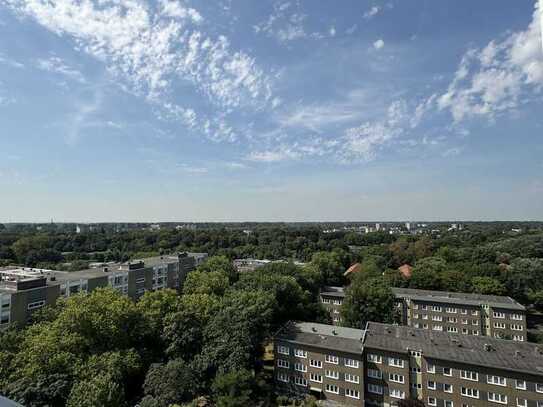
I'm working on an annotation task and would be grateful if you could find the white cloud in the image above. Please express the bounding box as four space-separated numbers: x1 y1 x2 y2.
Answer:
373 39 385 50
442 147 463 157
4 0 274 142
363 6 380 20
246 146 301 162
36 56 86 83
437 3 543 122
0 52 25 69
329 26 336 37
340 99 409 161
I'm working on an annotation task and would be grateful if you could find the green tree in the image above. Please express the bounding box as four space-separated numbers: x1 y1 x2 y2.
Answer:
310 251 345 286
409 257 447 290
471 277 506 296
183 270 230 296
211 369 255 407
67 375 125 407
341 276 396 329
198 256 238 283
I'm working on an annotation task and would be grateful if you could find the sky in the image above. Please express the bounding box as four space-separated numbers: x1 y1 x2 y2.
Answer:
0 0 542 222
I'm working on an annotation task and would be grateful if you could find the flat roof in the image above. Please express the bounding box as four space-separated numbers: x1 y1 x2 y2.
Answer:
320 286 346 298
391 287 525 311
275 321 365 355
364 322 543 377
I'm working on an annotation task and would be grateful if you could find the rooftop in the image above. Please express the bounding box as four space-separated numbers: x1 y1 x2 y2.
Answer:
391 287 525 311
275 321 365 354
320 286 346 298
364 322 543 376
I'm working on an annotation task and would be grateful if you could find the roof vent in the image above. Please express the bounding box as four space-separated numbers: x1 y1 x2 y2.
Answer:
312 327 317 332
484 343 493 352
332 330 338 335
50 276 56 281
103 267 109 273
515 350 522 357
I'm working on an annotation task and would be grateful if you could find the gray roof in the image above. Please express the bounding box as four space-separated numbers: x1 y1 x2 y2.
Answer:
135 255 179 267
364 322 543 377
275 321 365 354
0 396 23 407
320 286 345 298
391 287 525 311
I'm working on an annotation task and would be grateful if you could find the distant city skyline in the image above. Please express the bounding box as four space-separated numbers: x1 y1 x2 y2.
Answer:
0 0 542 222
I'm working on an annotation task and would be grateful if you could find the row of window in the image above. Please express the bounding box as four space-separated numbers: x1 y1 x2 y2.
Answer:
321 298 342 305
412 322 480 335
367 354 404 368
276 360 360 383
367 384 405 399
411 305 523 321
277 346 360 368
427 395 538 407
414 314 480 325
493 322 524 330
276 374 360 399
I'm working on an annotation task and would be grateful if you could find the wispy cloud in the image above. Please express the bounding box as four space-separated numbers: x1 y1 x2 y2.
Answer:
36 56 86 83
373 39 385 50
363 6 380 20
437 2 543 122
0 52 25 69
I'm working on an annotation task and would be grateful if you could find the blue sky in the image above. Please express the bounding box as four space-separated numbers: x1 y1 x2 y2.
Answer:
0 0 542 222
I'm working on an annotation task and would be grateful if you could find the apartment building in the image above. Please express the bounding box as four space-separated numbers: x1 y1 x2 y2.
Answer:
0 252 203 329
320 286 345 325
364 322 543 407
274 321 543 406
274 321 365 406
392 288 527 342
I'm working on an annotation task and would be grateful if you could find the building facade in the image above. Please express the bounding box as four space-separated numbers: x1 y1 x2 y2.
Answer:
274 322 365 406
319 286 527 341
392 288 527 342
274 321 543 407
320 286 345 325
0 252 204 329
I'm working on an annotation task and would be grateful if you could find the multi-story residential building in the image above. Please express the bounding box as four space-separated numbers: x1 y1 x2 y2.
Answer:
320 286 345 325
0 252 204 329
274 321 365 406
274 321 543 406
319 286 527 341
364 322 543 407
392 287 527 342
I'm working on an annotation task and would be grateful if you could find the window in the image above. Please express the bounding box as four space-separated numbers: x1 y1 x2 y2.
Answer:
443 367 452 376
277 372 289 383
462 319 469 325
512 314 523 320
448 317 458 323
460 370 478 381
428 397 437 406
422 314 428 320
513 335 524 341
410 350 421 357
412 383 422 389
432 305 442 312
493 311 506 319
294 349 307 358
473 330 479 335
27 300 45 310
390 388 405 399
511 324 523 331
367 368 382 379
367 353 382 364
444 383 453 393
460 309 468 315
309 359 322 368
325 384 339 394
294 363 306 372
294 376 307 387
333 299 342 305
471 310 478 316
516 380 526 390
277 359 289 369
368 384 383 394
345 373 359 384
322 298 330 304
345 358 359 368
345 389 360 399
427 364 436 373
277 345 289 355
135 277 145 284
432 325 443 331
461 387 479 399
517 399 527 407
389 373 404 384
447 326 458 333
421 304 428 310
488 392 507 404
537 383 543 393
445 401 454 407
446 307 457 313
494 322 506 329
325 370 339 379
432 315 443 321
472 320 479 326
325 354 339 364
310 373 322 383
388 357 404 368
487 375 506 386
411 367 421 373
427 381 436 390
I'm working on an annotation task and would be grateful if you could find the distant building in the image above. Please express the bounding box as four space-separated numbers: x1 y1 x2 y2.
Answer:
392 287 527 342
0 252 205 329
320 286 345 325
233 258 271 273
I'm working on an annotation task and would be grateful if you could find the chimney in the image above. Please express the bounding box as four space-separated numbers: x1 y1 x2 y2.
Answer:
103 267 109 273
484 343 492 352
